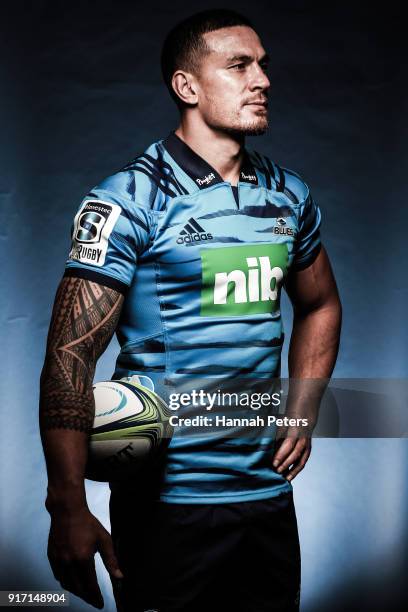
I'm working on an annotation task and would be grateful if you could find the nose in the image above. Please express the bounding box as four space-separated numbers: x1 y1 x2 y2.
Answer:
249 63 270 92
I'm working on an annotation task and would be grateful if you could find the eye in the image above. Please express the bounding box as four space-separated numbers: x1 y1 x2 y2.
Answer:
230 63 246 71
260 63 269 73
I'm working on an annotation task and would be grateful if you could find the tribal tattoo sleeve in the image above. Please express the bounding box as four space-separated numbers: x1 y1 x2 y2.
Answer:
39 276 124 432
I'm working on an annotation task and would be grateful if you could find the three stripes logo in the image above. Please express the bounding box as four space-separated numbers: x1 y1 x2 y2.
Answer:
177 217 213 245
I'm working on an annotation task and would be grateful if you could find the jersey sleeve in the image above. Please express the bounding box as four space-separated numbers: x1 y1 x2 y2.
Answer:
63 187 154 294
292 192 322 271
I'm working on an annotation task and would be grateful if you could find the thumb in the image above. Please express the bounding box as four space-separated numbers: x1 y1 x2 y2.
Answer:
98 533 124 579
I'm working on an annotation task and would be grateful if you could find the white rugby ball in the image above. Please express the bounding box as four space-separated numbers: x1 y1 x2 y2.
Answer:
85 378 173 482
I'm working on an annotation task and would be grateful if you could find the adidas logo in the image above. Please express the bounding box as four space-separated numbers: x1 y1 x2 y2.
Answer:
177 217 213 245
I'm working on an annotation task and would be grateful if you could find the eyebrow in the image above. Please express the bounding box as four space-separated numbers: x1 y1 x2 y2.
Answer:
226 53 270 64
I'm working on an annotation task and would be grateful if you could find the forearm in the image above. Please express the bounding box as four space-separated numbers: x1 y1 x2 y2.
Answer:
285 299 342 429
288 300 342 379
41 431 89 511
39 373 94 512
38 276 124 513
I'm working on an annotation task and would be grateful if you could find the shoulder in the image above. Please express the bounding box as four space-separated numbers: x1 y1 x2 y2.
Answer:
279 164 310 204
249 150 310 205
91 138 186 212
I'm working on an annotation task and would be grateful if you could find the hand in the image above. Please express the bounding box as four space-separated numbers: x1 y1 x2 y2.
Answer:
272 435 312 482
47 506 123 609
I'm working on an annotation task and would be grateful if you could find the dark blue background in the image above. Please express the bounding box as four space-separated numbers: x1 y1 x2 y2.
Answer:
1 2 407 610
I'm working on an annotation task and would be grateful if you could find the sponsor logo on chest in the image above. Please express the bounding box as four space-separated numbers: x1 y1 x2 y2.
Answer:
200 244 288 316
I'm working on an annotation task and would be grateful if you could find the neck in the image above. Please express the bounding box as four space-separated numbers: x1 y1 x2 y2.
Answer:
175 114 245 187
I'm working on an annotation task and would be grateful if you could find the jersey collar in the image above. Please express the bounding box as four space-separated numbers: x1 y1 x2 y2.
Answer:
163 131 258 189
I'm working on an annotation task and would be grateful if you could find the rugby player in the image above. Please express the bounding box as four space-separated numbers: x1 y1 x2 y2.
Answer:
39 9 342 611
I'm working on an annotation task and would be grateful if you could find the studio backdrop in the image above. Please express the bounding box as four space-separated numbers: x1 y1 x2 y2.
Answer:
1 2 407 611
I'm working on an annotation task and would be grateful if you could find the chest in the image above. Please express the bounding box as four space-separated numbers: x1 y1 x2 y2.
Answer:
139 185 300 317
152 184 298 260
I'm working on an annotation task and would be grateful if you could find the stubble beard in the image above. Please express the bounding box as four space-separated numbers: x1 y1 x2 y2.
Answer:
208 104 269 137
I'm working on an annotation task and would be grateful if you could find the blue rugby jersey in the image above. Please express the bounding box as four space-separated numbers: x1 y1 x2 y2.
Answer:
64 132 322 503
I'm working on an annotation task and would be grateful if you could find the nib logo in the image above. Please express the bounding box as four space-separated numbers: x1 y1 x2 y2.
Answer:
177 217 213 245
200 243 289 317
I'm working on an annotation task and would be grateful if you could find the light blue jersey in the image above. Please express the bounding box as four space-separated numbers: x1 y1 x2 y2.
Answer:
64 132 321 503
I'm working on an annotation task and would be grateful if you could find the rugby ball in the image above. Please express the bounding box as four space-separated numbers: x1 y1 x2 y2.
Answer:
85 378 173 482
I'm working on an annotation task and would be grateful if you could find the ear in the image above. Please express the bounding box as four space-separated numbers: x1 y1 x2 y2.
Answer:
171 70 198 106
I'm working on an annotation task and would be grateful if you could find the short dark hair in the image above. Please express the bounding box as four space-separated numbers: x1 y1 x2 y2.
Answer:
161 9 253 107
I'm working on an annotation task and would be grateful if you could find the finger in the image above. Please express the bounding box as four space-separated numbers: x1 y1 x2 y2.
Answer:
54 558 103 610
48 557 80 599
75 559 104 609
53 559 74 592
98 531 124 579
286 445 311 482
276 439 308 474
275 425 289 441
272 438 297 469
59 567 82 599
58 567 77 601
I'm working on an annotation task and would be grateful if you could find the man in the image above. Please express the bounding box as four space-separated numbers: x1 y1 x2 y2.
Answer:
39 9 341 612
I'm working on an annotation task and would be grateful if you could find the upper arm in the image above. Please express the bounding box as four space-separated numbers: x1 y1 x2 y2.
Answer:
39 175 150 430
64 184 154 294
38 278 125 484
41 276 125 394
284 244 341 315
39 276 125 430
42 177 149 389
281 170 339 314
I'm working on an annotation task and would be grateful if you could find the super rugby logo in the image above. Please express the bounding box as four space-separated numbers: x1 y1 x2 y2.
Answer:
69 199 121 267
75 207 108 243
70 244 104 263
177 217 213 245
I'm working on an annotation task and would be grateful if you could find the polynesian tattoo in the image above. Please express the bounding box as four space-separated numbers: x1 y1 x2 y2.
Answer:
39 277 124 431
